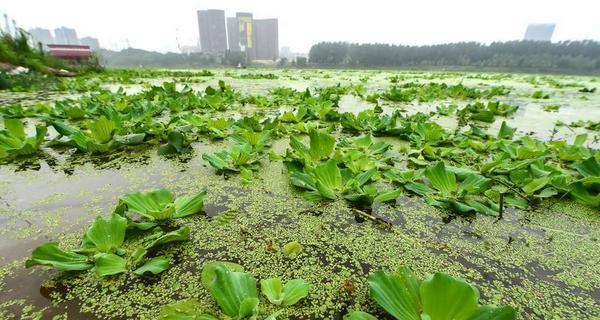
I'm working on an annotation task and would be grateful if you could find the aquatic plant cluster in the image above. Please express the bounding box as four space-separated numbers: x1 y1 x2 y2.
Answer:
2 79 597 212
1 69 599 319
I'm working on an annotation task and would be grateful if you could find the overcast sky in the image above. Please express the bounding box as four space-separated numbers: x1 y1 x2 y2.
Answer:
3 0 600 53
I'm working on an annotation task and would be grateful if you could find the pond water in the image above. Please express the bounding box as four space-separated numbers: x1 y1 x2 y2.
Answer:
0 69 599 319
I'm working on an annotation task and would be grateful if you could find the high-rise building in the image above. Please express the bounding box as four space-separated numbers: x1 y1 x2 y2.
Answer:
80 37 100 50
54 27 79 45
523 24 555 42
197 9 227 53
29 28 54 47
253 19 279 60
226 17 240 52
236 12 255 59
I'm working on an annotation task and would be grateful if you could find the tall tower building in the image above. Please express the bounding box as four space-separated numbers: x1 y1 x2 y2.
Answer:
29 28 54 47
197 9 227 53
253 19 279 60
226 17 240 52
236 12 255 60
80 37 101 50
523 24 555 42
54 27 79 45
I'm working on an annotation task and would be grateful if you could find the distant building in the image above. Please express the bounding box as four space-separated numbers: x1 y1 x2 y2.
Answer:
236 12 255 59
54 27 79 45
280 46 292 59
226 17 240 52
197 9 227 53
80 37 100 50
29 28 54 47
253 19 278 60
47 44 92 62
523 24 555 42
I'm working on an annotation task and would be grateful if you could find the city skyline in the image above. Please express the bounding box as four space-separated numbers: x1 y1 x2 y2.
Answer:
27 26 101 49
3 0 600 53
197 10 279 60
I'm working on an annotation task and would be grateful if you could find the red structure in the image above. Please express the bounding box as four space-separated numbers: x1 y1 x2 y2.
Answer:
47 44 92 62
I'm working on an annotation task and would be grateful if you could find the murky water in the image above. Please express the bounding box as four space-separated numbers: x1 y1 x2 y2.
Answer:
0 69 599 319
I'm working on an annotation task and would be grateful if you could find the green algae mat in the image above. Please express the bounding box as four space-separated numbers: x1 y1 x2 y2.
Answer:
0 69 599 319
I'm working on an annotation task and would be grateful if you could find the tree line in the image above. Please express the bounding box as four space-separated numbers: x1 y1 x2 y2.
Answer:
308 41 600 74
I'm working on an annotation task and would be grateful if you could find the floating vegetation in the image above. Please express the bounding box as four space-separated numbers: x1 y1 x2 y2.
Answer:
1 68 599 319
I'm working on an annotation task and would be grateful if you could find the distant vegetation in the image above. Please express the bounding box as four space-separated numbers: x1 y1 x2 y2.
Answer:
0 30 69 74
0 30 102 91
99 48 247 68
309 41 600 74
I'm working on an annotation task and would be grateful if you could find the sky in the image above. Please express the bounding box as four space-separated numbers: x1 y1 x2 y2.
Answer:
3 0 600 53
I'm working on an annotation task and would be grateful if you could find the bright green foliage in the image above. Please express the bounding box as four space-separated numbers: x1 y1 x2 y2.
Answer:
144 227 191 249
203 265 259 319
497 121 516 139
203 143 263 173
260 278 310 306
133 256 171 275
345 311 379 320
340 109 399 134
159 299 219 320
25 242 92 271
290 159 375 201
158 131 189 155
229 129 272 152
406 162 498 216
367 268 517 320
287 129 336 164
27 189 200 278
51 117 123 153
0 118 47 158
119 189 206 221
282 241 303 258
94 253 127 277
82 213 127 253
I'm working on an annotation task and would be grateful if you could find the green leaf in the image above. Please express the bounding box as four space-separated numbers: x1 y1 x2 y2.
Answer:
159 299 220 320
522 177 550 194
260 278 310 306
206 265 259 318
145 226 190 250
26 242 92 272
4 118 26 140
238 298 260 319
467 306 517 320
574 157 600 178
367 269 421 320
420 273 479 320
89 116 116 144
261 278 284 304
308 129 335 160
120 189 176 221
94 253 127 277
174 191 207 218
424 162 457 196
158 131 187 155
282 241 303 258
497 121 516 139
374 189 402 203
314 160 343 199
84 213 127 253
201 261 245 289
569 182 600 207
345 311 379 320
573 133 587 146
134 256 170 275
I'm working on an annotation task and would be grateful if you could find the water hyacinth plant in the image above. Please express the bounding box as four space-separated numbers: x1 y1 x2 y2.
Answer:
363 267 517 320
26 189 204 277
